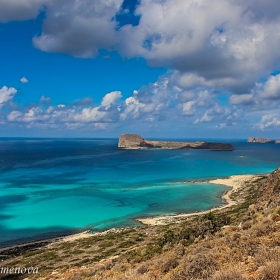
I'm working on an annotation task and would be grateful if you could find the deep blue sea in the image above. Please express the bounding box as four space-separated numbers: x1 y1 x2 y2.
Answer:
0 138 280 247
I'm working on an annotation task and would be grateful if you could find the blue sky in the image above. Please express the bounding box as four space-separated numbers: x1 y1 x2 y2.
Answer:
0 0 280 138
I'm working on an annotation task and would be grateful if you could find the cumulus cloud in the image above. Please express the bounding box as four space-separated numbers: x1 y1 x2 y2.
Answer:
33 0 123 58
229 94 254 105
8 90 123 127
194 104 227 124
257 114 280 130
73 97 93 106
0 86 17 105
101 91 122 109
0 0 49 22
228 74 280 110
2 0 279 101
20 77 29 83
3 0 278 92
118 0 280 93
40 95 51 104
1 0 280 96
180 101 196 116
258 74 280 100
120 77 171 121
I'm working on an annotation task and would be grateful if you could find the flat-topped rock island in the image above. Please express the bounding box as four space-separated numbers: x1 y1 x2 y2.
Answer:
118 134 234 150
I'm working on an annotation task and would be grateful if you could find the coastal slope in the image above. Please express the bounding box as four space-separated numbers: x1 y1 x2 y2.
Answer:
118 133 234 150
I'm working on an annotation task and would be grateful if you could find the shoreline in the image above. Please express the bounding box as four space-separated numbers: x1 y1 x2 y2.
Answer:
136 174 262 226
0 174 264 257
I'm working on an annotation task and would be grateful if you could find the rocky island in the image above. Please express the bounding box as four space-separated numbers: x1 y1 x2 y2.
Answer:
248 137 280 143
118 134 234 150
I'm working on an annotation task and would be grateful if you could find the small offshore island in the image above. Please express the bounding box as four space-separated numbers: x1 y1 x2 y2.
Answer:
248 137 280 143
118 134 234 151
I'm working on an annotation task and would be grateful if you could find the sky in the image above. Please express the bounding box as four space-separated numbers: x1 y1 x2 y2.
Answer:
0 0 280 138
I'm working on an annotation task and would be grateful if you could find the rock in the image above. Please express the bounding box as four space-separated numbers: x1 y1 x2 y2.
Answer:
118 134 234 151
248 137 273 143
118 134 148 149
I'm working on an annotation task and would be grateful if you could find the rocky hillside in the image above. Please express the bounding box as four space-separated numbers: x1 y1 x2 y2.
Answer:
118 134 234 151
255 168 280 211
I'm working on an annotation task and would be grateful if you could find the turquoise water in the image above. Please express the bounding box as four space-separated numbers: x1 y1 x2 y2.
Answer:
0 138 280 246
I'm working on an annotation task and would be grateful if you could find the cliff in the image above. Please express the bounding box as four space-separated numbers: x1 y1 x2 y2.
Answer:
118 134 234 150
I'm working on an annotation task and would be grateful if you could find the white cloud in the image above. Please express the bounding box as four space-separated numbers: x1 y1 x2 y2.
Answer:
180 101 196 116
101 91 122 109
20 77 29 83
229 94 254 105
0 0 49 22
2 0 280 100
118 0 280 94
120 77 171 121
2 71 280 134
7 90 123 126
33 0 123 58
194 112 213 124
0 86 17 105
1 0 279 97
258 74 280 100
73 107 108 123
7 111 22 121
40 95 51 103
257 114 280 130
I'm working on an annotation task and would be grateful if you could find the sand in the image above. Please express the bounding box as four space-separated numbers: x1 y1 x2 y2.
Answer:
136 174 260 226
58 228 126 243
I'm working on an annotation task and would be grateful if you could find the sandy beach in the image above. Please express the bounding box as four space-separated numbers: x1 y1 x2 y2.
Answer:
136 174 261 226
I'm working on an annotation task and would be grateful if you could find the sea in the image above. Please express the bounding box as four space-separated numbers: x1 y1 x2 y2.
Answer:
0 138 280 247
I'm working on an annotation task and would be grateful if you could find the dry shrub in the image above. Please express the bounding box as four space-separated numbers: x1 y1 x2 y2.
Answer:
159 252 180 274
257 261 280 280
173 244 185 257
254 247 280 266
232 232 241 241
271 206 280 221
67 274 83 280
180 253 218 279
137 263 148 274
161 257 179 273
251 217 275 237
210 269 245 280
192 246 210 255
241 220 252 230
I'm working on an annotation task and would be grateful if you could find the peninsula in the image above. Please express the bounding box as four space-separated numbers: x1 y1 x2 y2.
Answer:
118 134 234 150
